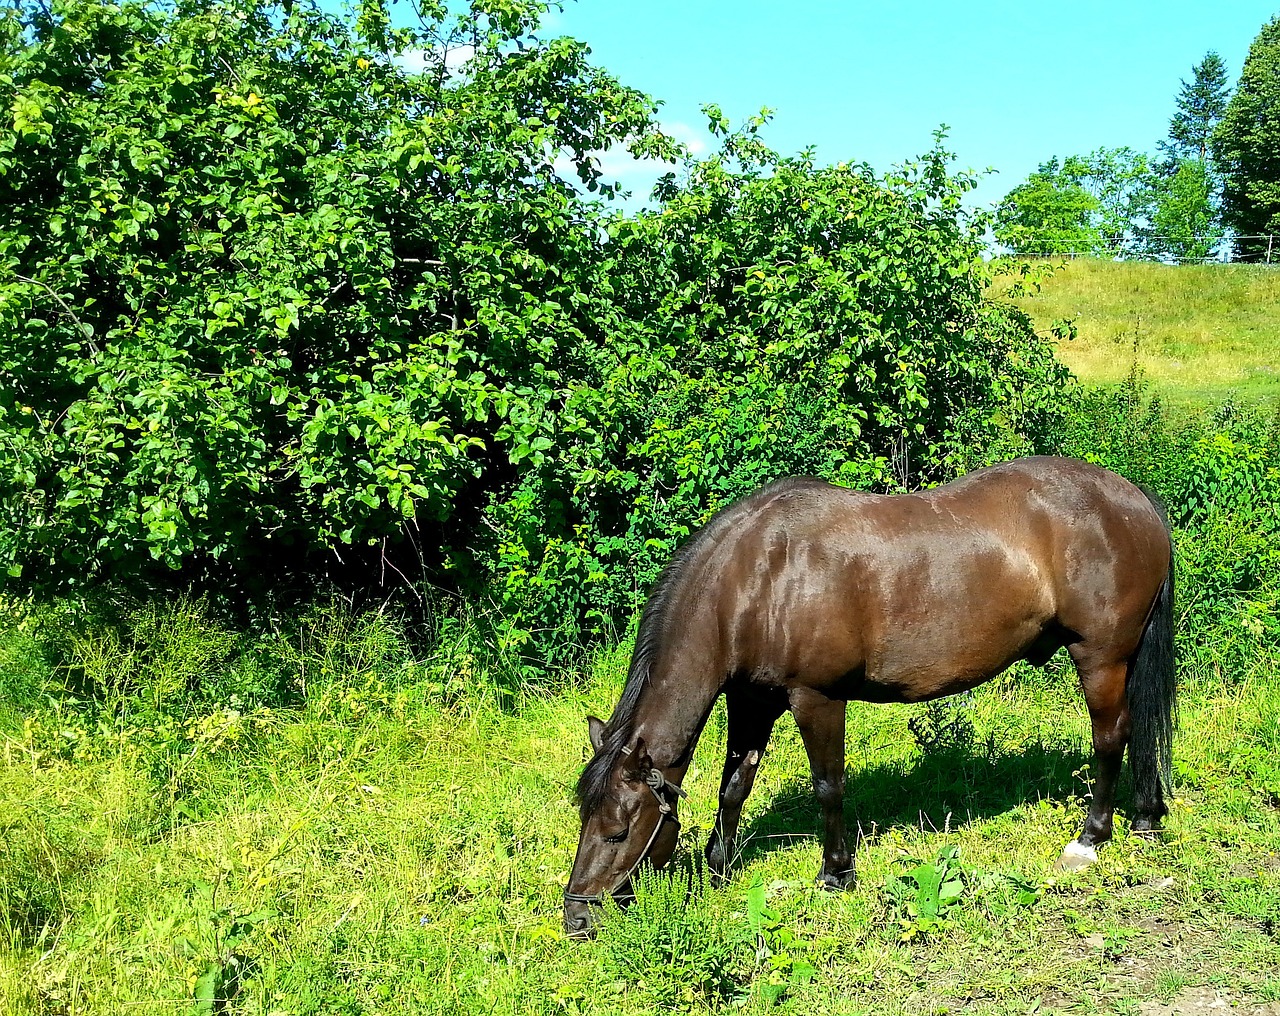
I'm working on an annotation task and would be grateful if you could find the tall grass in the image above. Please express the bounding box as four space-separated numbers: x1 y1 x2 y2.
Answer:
2 595 1277 1014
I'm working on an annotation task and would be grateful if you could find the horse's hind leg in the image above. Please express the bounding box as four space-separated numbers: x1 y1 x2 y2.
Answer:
789 686 854 890
706 685 786 880
1059 655 1130 870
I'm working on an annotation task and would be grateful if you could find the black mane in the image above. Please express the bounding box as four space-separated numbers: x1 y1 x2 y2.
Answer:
574 478 827 821
574 537 693 822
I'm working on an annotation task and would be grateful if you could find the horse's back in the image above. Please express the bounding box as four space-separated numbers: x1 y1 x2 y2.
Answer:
664 457 1170 703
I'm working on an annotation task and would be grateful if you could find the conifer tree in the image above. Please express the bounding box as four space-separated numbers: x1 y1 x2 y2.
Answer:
1169 52 1230 162
1214 18 1280 259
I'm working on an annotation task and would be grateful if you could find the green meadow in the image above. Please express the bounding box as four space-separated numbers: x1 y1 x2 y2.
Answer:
1002 259 1280 407
3 475 1279 1016
4 264 1280 1014
5 0 1280 1010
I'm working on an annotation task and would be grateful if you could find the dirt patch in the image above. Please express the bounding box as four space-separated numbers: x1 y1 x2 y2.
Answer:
1140 986 1280 1014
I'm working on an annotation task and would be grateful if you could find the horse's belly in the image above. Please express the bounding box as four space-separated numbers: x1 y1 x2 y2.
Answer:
855 608 1049 703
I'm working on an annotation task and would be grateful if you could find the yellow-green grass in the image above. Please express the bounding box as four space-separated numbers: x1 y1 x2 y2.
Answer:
3 653 1279 1015
997 259 1280 406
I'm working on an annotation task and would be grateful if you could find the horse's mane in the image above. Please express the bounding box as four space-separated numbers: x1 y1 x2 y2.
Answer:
575 477 827 822
574 536 696 822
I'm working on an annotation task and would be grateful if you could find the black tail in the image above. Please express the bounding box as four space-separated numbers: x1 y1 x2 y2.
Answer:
1128 493 1177 820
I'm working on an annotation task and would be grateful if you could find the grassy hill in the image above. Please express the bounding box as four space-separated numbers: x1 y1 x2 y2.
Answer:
998 260 1280 406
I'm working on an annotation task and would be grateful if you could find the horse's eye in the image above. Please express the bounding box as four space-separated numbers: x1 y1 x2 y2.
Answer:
604 827 629 844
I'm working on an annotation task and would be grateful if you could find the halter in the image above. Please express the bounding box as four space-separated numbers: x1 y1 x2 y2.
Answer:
563 759 688 907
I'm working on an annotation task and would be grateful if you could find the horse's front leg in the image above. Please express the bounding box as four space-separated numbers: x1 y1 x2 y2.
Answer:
790 686 854 889
706 686 786 880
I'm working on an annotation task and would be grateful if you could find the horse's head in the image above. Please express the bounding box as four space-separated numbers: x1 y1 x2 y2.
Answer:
564 715 686 938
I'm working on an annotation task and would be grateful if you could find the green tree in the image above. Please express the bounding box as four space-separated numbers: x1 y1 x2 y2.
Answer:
0 0 676 592
0 1 1073 662
1168 52 1231 163
1213 16 1280 260
485 122 1072 653
996 149 1152 257
994 160 1100 255
1143 158 1224 262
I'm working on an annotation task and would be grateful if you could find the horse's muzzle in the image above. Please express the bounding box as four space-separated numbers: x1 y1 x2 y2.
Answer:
562 899 597 939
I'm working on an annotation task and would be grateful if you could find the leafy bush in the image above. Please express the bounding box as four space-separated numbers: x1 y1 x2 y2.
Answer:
1 0 1073 663
475 124 1072 659
1055 370 1280 685
0 0 673 597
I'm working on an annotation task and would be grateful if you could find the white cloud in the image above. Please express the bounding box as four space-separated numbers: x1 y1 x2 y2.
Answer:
663 121 708 157
553 122 710 208
393 45 475 77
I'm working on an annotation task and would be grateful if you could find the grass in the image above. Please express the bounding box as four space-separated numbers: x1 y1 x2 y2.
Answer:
3 381 1278 1014
2 605 1279 1016
996 259 1280 406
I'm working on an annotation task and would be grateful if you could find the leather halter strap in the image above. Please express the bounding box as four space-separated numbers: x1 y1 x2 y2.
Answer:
564 765 688 906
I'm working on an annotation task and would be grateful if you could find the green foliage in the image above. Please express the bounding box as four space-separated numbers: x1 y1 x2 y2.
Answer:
907 695 976 758
1213 16 1280 259
1167 52 1231 164
1056 371 1280 686
596 862 744 1004
995 161 1100 255
181 881 275 1015
0 0 1072 664
0 0 675 596
884 844 967 941
745 876 815 1005
481 123 1071 659
1143 158 1224 263
996 149 1153 257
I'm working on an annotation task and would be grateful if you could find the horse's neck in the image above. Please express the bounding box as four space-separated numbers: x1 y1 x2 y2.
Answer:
628 664 723 774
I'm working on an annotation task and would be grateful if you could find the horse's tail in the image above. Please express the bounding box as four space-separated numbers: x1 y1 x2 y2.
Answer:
1128 489 1177 817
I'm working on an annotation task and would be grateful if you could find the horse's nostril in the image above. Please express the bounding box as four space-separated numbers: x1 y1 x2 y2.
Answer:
564 911 594 938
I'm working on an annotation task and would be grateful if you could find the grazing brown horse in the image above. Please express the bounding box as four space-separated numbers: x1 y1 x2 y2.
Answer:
563 456 1176 936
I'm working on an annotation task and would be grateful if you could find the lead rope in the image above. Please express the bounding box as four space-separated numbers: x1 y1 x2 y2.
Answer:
563 766 688 906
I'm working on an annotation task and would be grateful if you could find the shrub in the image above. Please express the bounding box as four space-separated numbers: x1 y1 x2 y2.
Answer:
1055 371 1280 686
1 0 1073 664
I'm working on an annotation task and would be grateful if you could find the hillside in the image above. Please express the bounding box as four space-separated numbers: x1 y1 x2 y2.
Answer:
998 260 1280 405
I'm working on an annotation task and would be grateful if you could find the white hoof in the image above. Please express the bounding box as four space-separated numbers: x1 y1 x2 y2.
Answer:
1053 839 1098 872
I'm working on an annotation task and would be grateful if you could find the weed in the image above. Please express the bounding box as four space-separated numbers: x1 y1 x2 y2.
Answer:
885 845 968 941
908 696 976 758
596 861 745 1004
744 876 816 1005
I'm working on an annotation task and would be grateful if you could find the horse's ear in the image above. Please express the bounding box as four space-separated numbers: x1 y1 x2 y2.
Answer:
586 715 606 753
631 736 653 773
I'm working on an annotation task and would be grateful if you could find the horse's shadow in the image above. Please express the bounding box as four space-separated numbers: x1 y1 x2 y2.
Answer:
731 739 1094 864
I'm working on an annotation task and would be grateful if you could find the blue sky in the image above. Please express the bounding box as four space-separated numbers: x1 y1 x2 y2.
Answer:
534 0 1278 210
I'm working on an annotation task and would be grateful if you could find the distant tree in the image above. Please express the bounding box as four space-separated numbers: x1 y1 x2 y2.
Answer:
1076 147 1154 254
994 159 1099 255
1168 52 1231 162
1213 16 1280 260
1141 158 1224 262
996 149 1152 257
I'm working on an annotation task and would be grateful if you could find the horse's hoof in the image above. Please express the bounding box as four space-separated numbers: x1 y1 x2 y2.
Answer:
1053 839 1098 872
816 870 856 892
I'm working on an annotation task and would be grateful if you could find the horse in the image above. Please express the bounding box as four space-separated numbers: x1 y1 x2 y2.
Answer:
563 456 1176 937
